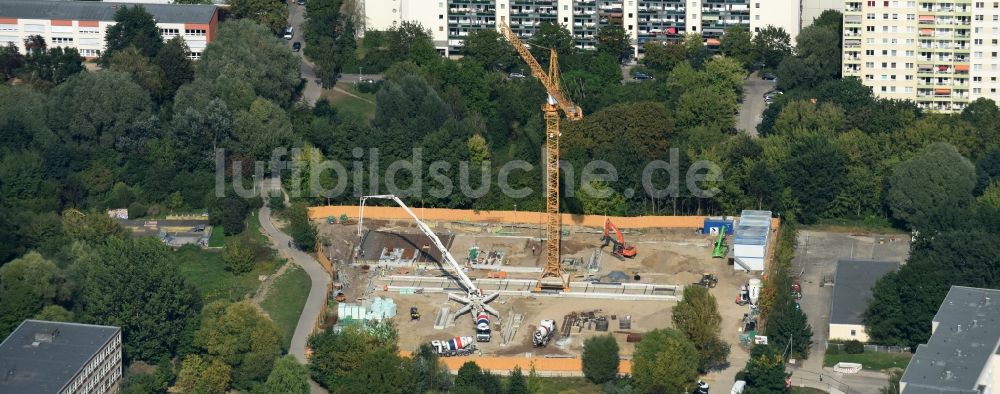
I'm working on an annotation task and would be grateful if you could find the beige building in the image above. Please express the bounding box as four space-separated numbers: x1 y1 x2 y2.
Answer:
360 0 801 57
900 286 1000 394
828 260 898 343
839 0 1000 112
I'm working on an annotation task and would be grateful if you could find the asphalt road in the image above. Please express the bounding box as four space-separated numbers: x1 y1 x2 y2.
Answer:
736 74 777 137
258 178 330 394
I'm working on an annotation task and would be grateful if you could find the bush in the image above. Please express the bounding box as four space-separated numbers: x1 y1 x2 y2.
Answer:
845 340 864 354
128 202 148 219
582 334 620 384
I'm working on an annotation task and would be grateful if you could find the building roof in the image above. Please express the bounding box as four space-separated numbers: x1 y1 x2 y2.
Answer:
829 260 899 325
900 286 1000 394
734 210 771 246
0 0 216 24
0 320 121 393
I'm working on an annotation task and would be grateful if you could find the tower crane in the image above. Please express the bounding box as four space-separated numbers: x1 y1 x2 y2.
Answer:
498 22 583 292
358 195 500 342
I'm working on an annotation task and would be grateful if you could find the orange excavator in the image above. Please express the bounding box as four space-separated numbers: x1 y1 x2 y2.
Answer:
601 218 637 259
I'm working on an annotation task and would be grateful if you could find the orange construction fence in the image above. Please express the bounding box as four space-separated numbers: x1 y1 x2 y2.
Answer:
309 205 778 230
399 351 631 375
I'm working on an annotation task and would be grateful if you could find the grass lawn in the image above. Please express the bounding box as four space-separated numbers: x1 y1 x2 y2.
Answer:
261 266 311 351
322 82 376 119
208 226 225 247
791 387 828 394
824 351 913 371
175 245 280 303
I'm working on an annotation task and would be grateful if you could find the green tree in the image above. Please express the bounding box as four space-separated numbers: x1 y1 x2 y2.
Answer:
753 26 792 68
412 343 452 393
641 41 687 75
812 9 844 35
773 100 846 135
782 132 847 223
764 301 814 359
175 354 231 394
675 86 738 131
596 25 632 61
308 326 391 390
582 335 620 384
258 355 310 394
233 98 295 161
197 20 301 106
0 43 22 81
304 0 355 84
888 142 976 229
46 71 152 151
0 85 47 151
703 56 747 94
672 286 729 372
0 252 65 336
78 237 200 361
195 301 282 389
19 45 83 87
721 26 754 67
530 22 574 66
979 181 1000 209
210 195 251 235
777 24 841 89
508 366 529 394
155 36 195 100
342 347 416 394
461 29 518 71
109 46 168 102
288 202 317 251
743 345 787 393
104 5 163 60
577 181 627 216
33 304 74 322
223 233 257 274
631 328 699 393
227 0 289 34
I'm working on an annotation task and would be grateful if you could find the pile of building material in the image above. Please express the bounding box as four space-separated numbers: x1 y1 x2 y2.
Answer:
560 310 611 339
468 246 505 268
434 307 451 330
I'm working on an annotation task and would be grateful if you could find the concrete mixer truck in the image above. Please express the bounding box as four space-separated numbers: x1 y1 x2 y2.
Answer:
431 336 477 357
532 320 557 347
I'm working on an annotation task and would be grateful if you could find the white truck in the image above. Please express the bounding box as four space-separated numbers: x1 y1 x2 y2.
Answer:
532 320 557 347
476 312 492 342
431 336 477 357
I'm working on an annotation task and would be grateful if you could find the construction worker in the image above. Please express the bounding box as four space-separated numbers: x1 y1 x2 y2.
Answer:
532 245 536 255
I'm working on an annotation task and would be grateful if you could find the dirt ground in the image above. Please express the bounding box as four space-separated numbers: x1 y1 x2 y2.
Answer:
317 218 759 381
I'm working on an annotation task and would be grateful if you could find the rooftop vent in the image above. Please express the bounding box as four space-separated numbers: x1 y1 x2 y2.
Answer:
943 370 954 381
32 329 59 345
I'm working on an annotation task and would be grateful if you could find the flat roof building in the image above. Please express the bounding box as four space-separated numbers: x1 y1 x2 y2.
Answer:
900 286 1000 394
0 0 218 59
828 260 899 342
0 320 123 394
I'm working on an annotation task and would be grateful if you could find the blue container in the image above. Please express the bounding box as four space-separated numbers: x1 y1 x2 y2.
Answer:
703 218 734 235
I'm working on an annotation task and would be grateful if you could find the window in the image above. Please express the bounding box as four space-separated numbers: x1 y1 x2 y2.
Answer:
868 0 875 5
79 48 100 57
868 25 876 31
439 14 443 19
892 13 898 19
867 13 876 19
563 5 568 10
905 87 913 93
185 29 206 37
755 2 760 7
867 61 875 67
906 62 914 68
79 27 99 35
51 37 73 44
976 39 984 44
977 15 984 20
23 24 44 33
0 24 16 32
976 1 984 7
882 62 888 67
160 28 179 36
564 17 568 22
974 88 982 93
906 75 914 79
975 76 983 81
188 52 201 60
907 14 915 20
906 50 914 56
755 15 760 20
866 49 875 55
884 1 890 6
883 13 889 18
851 329 857 336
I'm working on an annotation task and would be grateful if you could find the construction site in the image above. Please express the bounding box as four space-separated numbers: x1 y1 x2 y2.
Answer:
312 199 778 377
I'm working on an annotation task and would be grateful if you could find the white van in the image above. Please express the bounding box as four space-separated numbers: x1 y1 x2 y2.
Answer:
283 26 293 40
731 380 746 394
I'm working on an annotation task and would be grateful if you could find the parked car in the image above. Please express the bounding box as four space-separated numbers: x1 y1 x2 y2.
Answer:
192 224 206 232
292 41 301 52
297 0 306 4
762 73 778 81
633 72 653 80
509 72 527 79
283 26 293 40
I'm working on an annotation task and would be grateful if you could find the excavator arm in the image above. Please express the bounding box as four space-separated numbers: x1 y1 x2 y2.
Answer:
497 23 583 120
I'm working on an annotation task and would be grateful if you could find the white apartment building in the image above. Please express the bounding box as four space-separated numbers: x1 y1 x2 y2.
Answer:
0 0 218 59
360 0 803 56
840 0 1000 112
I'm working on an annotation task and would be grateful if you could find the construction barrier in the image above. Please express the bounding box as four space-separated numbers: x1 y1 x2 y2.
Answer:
310 205 781 230
399 351 631 376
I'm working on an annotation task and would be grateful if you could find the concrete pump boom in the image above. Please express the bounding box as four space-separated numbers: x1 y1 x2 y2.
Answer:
358 195 500 323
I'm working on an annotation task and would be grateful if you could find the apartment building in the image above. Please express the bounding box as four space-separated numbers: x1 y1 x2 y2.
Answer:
899 286 1000 394
840 0 998 112
0 0 218 59
361 0 801 56
0 320 123 394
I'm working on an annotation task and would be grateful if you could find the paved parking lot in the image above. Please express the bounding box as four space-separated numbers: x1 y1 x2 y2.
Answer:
789 229 911 393
736 74 777 136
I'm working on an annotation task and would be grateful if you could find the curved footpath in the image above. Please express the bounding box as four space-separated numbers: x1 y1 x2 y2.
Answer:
258 205 330 394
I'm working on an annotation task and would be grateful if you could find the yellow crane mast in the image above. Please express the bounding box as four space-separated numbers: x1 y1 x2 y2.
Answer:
497 23 583 291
